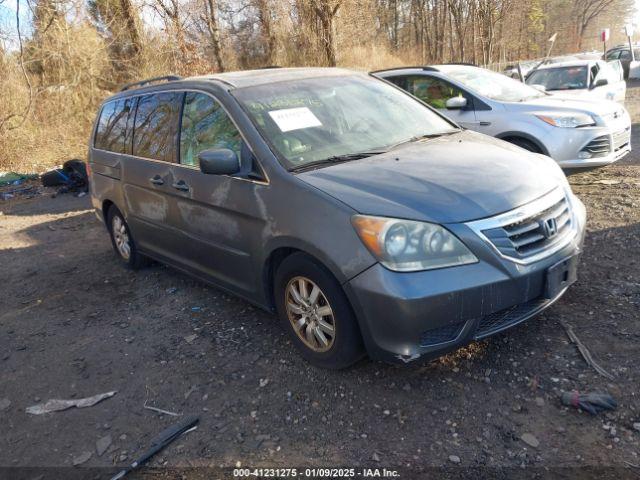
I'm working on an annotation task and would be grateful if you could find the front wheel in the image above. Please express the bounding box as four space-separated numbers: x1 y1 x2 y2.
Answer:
504 137 542 153
274 253 365 369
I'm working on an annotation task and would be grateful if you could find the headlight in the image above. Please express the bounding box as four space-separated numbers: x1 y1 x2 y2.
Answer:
352 215 478 272
535 113 596 128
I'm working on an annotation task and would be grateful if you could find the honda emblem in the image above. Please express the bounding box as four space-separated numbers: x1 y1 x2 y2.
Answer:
542 217 558 238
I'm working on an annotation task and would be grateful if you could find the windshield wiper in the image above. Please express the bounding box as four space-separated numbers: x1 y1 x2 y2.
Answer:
386 129 460 151
289 150 387 172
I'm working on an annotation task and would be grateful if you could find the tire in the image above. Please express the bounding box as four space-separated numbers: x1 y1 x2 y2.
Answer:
505 137 542 153
106 206 148 270
274 252 365 369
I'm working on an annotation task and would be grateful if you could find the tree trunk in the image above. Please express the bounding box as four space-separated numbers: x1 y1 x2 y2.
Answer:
256 0 276 65
204 0 225 71
119 0 141 55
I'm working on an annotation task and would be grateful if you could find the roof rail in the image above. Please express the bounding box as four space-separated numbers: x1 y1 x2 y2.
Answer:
441 62 477 67
120 75 183 92
370 66 438 74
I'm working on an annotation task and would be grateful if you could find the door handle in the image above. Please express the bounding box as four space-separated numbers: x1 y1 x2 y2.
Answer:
172 180 190 192
149 176 164 186
479 121 491 126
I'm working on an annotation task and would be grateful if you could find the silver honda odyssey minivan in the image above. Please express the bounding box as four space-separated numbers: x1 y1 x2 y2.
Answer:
89 68 586 369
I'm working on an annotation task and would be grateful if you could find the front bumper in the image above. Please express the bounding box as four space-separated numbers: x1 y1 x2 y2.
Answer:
345 194 586 365
547 115 631 169
557 141 631 168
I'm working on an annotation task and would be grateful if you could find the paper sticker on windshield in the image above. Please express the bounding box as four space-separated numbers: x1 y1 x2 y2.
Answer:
268 107 322 132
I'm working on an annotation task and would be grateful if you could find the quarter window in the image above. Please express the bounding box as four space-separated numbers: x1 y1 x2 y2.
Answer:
132 92 182 161
94 99 133 153
179 92 242 167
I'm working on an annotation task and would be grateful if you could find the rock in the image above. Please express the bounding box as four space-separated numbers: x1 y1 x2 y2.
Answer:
72 451 92 466
259 378 269 388
633 423 640 432
96 435 112 457
184 334 198 344
535 397 545 407
372 452 380 462
0 398 11 411
520 433 540 448
448 455 461 464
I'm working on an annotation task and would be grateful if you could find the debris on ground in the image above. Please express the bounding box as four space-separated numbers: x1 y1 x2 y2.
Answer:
560 320 614 380
520 433 540 448
41 159 88 197
448 454 461 464
143 404 181 417
26 391 116 415
109 415 199 480
184 334 198 344
0 172 38 186
72 451 92 466
0 398 11 411
96 435 112 457
560 391 617 415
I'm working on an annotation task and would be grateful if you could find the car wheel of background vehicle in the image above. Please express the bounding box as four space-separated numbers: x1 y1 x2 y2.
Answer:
107 206 148 270
274 252 365 369
505 137 542 154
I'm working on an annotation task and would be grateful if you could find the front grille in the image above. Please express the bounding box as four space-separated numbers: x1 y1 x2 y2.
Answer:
580 135 611 158
481 195 572 260
420 321 465 347
613 127 631 152
474 297 549 339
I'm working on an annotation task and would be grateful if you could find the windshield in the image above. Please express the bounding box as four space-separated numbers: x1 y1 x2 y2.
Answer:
443 66 546 102
233 75 456 170
526 66 588 90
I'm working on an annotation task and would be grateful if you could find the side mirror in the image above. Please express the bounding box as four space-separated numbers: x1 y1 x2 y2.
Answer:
198 148 240 175
531 84 547 92
592 78 608 89
445 96 467 110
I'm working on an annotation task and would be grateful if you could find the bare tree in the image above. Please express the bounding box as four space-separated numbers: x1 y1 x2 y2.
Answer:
202 0 224 71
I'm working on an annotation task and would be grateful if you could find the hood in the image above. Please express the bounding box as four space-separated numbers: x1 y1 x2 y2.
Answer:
297 131 565 224
507 94 622 118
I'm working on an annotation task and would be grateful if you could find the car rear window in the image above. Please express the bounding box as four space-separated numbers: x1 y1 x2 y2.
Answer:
94 99 133 153
132 92 182 162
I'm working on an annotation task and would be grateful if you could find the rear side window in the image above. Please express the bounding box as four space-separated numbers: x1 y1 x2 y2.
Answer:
179 92 242 167
94 99 133 153
132 92 182 162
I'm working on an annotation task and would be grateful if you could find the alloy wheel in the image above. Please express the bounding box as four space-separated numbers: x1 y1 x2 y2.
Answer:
112 215 131 260
285 276 336 352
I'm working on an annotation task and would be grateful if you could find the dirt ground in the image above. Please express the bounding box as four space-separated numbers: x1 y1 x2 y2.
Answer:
2 106 640 479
